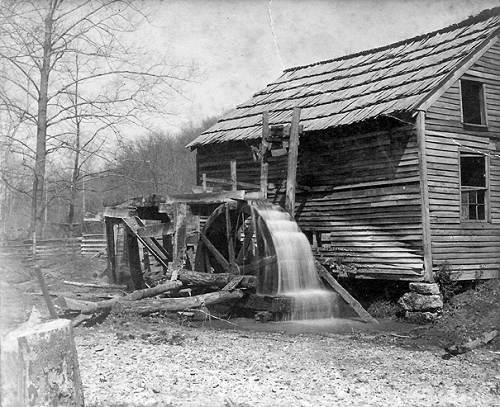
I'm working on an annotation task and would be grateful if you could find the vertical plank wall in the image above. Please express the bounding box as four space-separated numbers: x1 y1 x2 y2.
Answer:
295 126 424 279
425 41 500 280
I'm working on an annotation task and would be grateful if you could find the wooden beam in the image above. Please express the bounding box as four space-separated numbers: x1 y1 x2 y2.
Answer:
285 107 301 216
104 218 117 283
200 233 230 272
125 229 145 290
202 173 207 192
316 262 378 324
230 160 237 191
416 110 434 282
160 190 245 207
172 203 188 269
225 203 237 272
204 176 259 190
260 111 269 198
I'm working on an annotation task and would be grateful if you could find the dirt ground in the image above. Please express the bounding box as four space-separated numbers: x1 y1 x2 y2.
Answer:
1 255 499 406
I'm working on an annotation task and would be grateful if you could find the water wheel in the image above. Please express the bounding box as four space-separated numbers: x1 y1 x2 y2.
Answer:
194 200 280 294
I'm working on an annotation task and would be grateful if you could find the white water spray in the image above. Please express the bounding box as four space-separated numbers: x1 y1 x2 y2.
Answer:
256 206 338 320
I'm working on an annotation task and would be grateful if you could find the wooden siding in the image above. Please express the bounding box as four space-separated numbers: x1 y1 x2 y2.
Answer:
425 40 500 280
196 125 425 280
295 127 424 279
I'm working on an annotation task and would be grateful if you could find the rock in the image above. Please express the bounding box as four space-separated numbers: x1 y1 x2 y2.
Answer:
405 311 441 324
398 292 443 312
409 282 440 295
255 311 273 322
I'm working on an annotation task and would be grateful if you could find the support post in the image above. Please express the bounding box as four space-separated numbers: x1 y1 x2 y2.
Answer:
260 112 269 198
104 217 117 283
172 203 187 270
202 173 207 192
416 110 434 282
285 107 301 217
126 229 144 290
230 160 237 191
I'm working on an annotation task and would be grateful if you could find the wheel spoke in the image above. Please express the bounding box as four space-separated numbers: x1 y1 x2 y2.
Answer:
236 221 254 264
200 233 230 272
225 203 236 271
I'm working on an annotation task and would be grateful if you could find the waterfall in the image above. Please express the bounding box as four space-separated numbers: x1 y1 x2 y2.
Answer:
255 206 338 320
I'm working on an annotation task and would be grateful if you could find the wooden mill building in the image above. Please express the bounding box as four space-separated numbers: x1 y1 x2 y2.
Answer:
187 9 500 283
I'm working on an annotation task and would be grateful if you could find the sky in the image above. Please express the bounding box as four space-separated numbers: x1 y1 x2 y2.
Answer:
134 0 500 135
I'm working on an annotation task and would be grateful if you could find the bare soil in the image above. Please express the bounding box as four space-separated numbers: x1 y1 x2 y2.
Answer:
1 255 499 406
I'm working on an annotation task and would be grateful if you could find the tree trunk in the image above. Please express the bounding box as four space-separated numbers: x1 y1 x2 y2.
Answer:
165 269 256 289
68 54 81 235
31 6 55 239
0 319 84 406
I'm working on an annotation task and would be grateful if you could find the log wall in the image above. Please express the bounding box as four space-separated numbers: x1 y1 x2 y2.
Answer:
425 40 500 280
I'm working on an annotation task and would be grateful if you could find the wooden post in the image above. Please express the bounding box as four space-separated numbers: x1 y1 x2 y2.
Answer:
260 112 269 198
416 110 434 282
126 230 144 290
285 107 301 217
34 265 57 319
230 160 237 191
104 217 117 283
202 173 207 192
172 203 187 270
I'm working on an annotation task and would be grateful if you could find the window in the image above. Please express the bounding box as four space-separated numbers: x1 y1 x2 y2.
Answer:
460 153 488 221
461 80 486 125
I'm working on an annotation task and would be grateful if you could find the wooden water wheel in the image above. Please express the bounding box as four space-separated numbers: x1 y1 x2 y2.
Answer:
194 200 281 294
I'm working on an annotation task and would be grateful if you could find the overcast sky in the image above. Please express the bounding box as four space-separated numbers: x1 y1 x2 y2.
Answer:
136 0 499 135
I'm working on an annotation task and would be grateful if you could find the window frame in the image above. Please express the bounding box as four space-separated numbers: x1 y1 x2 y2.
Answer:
459 151 490 223
459 78 488 129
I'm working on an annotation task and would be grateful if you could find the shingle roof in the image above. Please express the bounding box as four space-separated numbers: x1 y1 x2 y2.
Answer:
188 8 500 148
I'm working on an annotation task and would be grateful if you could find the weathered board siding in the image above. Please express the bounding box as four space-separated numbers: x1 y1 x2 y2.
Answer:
295 127 424 279
196 125 425 280
425 40 500 280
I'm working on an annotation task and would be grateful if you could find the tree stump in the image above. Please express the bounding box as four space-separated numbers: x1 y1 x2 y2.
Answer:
0 319 84 406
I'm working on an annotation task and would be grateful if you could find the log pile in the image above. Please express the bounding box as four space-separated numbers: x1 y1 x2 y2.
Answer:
57 269 254 323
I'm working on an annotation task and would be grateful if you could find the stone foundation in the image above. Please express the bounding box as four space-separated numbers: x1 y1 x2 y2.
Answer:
398 283 443 324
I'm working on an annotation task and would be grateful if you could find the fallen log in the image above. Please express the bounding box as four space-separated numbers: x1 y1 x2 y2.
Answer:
165 269 256 289
58 280 183 314
120 289 245 315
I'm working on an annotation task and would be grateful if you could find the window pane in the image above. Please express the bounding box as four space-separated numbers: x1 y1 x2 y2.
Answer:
477 190 485 205
469 204 477 220
460 155 485 187
461 80 484 125
478 205 485 220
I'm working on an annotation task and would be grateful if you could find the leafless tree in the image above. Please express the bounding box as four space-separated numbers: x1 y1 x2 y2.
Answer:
0 0 194 238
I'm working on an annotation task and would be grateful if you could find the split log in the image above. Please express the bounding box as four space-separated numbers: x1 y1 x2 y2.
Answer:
119 290 245 315
58 280 183 314
165 269 256 289
0 319 84 406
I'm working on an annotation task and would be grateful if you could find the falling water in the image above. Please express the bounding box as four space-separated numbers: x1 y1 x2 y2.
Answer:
255 206 338 320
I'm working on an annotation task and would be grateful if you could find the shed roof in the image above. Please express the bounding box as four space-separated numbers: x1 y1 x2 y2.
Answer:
188 8 500 148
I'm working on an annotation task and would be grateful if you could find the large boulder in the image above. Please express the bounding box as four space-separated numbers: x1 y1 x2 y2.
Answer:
398 292 443 312
409 282 440 295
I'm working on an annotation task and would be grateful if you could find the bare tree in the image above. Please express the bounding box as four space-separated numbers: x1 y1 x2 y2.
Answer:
0 0 193 238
